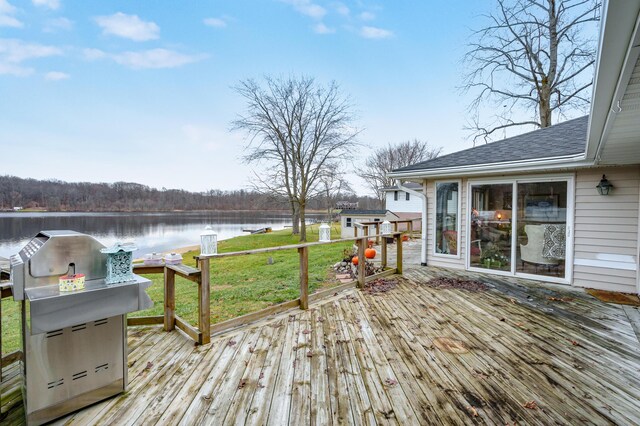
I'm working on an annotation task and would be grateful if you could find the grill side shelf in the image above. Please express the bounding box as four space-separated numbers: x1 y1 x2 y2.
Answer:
25 275 153 334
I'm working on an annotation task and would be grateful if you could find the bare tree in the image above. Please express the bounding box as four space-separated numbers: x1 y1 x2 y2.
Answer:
358 139 441 205
462 0 600 144
318 168 354 221
232 75 359 241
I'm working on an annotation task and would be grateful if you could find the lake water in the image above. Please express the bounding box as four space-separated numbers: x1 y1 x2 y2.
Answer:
0 211 323 258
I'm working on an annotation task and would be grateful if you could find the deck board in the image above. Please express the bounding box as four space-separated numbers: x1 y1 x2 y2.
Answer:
2 265 640 425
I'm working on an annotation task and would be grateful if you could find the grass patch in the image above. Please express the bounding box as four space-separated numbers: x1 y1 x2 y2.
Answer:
2 223 349 355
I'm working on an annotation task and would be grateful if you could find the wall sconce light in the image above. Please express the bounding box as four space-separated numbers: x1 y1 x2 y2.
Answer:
596 175 613 196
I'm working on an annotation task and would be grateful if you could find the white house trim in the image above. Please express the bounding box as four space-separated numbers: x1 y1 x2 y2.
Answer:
432 179 462 260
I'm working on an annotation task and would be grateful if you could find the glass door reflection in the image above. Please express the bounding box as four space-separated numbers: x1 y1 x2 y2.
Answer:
516 181 567 278
470 183 513 271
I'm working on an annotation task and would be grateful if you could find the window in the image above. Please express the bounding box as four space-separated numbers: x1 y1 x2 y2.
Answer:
406 192 410 201
394 191 398 201
374 218 380 222
346 217 352 228
435 182 459 256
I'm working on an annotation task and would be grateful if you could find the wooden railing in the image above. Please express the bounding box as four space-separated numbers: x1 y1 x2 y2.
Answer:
132 261 211 345
196 232 404 335
354 218 420 243
0 232 405 365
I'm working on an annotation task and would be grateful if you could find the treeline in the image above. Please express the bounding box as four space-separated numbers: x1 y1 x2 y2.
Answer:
0 176 380 212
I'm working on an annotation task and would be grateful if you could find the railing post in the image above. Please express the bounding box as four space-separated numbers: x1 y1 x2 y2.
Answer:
396 234 403 275
354 226 358 238
198 257 211 344
408 221 414 239
375 223 380 244
299 246 309 310
164 267 176 331
357 237 366 288
381 236 387 269
393 222 398 232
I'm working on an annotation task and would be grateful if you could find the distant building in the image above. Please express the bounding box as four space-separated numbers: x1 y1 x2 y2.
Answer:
340 209 399 238
13 206 23 211
384 182 423 215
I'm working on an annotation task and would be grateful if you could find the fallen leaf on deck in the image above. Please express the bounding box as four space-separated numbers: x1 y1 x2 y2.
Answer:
238 379 247 389
227 340 237 347
510 298 518 304
467 406 479 417
384 378 398 386
567 339 580 346
145 362 153 370
548 296 573 302
302 329 311 335
523 400 537 409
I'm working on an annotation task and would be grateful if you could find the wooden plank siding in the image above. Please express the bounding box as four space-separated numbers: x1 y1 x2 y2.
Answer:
573 166 640 293
425 178 467 270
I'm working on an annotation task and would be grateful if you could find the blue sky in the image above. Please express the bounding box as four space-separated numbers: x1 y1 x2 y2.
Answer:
0 0 572 194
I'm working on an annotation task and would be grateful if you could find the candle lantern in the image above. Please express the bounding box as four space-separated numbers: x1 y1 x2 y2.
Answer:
381 220 392 235
319 223 331 242
100 242 137 285
200 225 218 256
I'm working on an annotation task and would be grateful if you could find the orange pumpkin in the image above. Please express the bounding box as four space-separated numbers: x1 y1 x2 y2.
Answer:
352 256 359 265
365 248 377 259
402 235 409 241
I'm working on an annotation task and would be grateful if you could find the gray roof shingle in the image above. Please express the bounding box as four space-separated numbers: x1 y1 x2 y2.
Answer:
393 116 588 173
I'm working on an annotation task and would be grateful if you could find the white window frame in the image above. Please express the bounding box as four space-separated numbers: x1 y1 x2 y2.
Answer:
345 217 352 228
433 180 462 259
465 173 575 285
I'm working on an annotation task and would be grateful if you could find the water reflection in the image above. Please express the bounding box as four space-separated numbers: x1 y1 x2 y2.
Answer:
0 211 321 258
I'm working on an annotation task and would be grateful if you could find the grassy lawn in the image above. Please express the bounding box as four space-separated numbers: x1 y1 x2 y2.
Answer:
1 223 349 355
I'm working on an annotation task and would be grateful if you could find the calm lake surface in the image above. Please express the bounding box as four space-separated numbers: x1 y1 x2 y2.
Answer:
0 211 323 258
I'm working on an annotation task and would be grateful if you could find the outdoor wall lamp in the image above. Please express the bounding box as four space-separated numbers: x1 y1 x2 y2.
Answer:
596 175 613 196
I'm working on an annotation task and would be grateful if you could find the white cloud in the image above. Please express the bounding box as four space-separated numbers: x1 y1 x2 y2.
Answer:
44 71 69 80
43 17 73 33
32 0 60 10
0 0 22 28
83 48 107 60
203 17 227 28
359 11 375 21
95 12 159 41
280 0 326 19
85 48 205 70
0 62 32 76
360 26 393 39
0 38 62 63
0 38 62 76
333 2 349 16
313 22 334 34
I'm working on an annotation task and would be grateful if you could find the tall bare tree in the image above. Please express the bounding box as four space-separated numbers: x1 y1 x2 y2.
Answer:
232 75 359 241
462 0 600 144
358 139 441 205
319 168 353 221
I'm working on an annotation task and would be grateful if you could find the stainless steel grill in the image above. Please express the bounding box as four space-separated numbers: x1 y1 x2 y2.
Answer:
9 230 153 425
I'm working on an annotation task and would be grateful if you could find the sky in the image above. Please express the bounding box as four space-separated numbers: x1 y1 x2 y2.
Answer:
0 0 583 195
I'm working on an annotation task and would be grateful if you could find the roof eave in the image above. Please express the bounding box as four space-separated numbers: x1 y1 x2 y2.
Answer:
387 153 591 180
586 0 640 161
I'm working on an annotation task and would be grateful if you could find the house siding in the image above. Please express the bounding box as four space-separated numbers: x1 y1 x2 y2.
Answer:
340 214 388 238
572 166 640 293
385 190 423 214
425 179 467 270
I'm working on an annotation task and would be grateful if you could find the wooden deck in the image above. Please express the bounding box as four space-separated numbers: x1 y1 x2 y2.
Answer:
2 266 640 425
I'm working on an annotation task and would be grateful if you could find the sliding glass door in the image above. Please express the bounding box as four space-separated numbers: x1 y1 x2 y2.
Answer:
515 181 568 278
468 177 572 282
469 183 513 271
